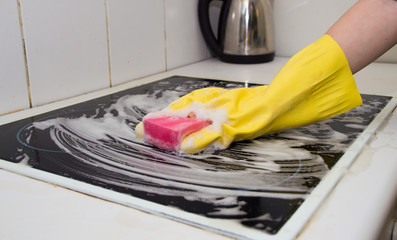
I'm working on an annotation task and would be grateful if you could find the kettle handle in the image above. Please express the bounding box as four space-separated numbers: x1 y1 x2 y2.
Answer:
198 0 224 57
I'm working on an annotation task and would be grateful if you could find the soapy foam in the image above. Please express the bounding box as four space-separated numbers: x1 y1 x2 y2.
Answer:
18 91 321 199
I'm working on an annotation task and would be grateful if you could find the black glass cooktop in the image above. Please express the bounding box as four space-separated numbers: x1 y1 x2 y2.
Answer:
0 76 392 239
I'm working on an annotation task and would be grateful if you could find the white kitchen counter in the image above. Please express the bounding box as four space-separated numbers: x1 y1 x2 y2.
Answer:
0 57 396 240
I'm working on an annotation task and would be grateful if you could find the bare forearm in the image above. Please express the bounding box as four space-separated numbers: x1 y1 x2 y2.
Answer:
326 0 397 73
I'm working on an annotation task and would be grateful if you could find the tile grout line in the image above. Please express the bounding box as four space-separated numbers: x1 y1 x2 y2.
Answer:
16 0 33 108
163 0 168 71
105 0 113 87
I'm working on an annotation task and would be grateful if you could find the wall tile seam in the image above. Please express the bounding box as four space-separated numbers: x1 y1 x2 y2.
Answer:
163 0 169 71
104 0 113 88
16 0 32 109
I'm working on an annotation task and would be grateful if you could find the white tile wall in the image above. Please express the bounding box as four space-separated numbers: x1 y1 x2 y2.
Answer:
0 0 30 115
0 0 396 116
20 0 110 107
377 45 397 64
165 0 211 70
107 1 166 86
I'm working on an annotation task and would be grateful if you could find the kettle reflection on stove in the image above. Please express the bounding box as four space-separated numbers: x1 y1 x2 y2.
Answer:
198 0 275 64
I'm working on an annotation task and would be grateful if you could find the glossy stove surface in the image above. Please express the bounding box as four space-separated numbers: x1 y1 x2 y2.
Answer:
0 76 392 239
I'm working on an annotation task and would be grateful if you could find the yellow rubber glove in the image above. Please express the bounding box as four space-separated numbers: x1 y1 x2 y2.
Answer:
136 34 362 153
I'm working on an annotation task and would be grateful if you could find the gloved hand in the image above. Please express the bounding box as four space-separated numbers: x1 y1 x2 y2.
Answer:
136 34 362 153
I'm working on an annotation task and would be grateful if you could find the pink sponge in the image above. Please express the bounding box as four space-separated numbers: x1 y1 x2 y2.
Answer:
143 116 211 151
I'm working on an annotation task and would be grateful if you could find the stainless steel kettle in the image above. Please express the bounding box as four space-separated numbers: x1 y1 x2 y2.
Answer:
198 0 275 64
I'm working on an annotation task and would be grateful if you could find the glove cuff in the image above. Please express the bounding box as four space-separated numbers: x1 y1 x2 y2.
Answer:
264 34 363 131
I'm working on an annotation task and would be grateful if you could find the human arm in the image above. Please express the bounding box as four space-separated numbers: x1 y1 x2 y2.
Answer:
327 0 397 73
